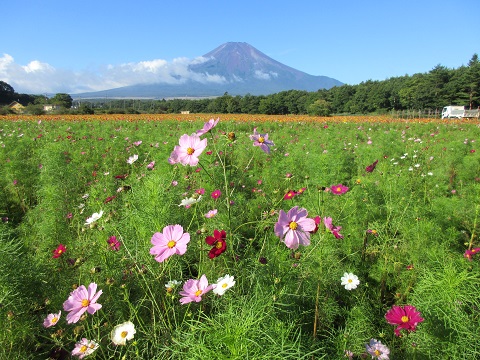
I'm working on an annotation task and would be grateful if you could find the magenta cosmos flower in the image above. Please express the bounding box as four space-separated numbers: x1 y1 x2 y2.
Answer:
150 225 190 263
53 244 66 258
323 217 344 239
211 189 221 199
196 118 219 136
464 247 480 261
330 184 349 195
168 134 207 166
385 305 424 336
63 283 102 324
249 127 274 154
274 206 316 249
179 274 215 304
107 236 121 251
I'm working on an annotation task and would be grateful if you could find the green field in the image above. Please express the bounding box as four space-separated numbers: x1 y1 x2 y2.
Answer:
1 115 479 359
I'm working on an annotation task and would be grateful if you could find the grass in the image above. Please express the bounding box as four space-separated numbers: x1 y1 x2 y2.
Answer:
0 114 479 359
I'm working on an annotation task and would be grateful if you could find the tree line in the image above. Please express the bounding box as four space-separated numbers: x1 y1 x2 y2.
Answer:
1 54 479 116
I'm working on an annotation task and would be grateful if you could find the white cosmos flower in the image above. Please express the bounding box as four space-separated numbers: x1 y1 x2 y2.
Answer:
127 154 138 164
341 272 360 290
85 210 103 226
213 274 235 296
111 321 136 346
165 280 181 292
178 195 202 207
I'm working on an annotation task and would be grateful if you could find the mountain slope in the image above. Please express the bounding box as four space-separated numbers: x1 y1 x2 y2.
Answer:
73 42 343 98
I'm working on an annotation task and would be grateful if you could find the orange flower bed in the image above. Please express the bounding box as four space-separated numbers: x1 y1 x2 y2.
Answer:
1 113 478 124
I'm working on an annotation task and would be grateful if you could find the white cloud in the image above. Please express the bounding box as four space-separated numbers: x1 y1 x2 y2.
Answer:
254 70 278 80
0 53 227 94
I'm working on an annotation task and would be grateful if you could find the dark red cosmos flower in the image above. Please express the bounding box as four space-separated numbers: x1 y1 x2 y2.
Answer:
366 160 379 173
205 229 227 259
104 195 116 204
53 244 66 258
115 174 128 180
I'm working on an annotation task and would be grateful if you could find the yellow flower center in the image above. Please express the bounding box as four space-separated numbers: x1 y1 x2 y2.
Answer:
81 299 90 307
80 345 88 353
215 241 224 249
222 283 228 288
58 249 63 254
401 315 409 323
289 221 298 230
374 350 381 356
336 187 342 192
52 316 58 324
258 136 265 143
121 331 128 338
167 240 176 248
348 279 353 283
186 147 195 155
195 289 203 297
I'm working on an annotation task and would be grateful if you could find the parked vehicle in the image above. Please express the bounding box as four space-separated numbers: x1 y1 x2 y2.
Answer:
442 106 480 119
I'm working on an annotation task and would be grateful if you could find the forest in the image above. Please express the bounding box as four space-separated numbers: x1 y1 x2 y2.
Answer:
1 54 479 116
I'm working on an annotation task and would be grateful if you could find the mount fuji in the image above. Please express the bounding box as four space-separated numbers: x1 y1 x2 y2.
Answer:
73 42 343 99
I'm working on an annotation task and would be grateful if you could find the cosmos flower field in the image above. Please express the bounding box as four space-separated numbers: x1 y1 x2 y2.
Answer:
0 114 479 359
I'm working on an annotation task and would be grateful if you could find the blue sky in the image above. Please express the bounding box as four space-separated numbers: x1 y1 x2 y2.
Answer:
2 0 479 94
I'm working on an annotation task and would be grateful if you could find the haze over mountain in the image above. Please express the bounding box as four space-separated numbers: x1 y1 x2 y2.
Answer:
72 42 342 99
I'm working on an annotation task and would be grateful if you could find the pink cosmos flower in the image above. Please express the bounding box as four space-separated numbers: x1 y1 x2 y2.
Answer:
147 161 155 170
196 118 219 136
365 339 390 359
133 141 142 146
63 283 103 324
274 206 316 249
43 311 61 328
211 189 221 199
385 305 424 336
168 134 207 166
205 209 218 218
150 225 190 263
71 338 99 359
196 188 205 195
249 127 275 154
330 184 349 195
179 274 215 304
323 217 344 239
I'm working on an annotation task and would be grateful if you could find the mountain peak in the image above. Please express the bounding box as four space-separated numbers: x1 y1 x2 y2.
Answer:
197 42 301 79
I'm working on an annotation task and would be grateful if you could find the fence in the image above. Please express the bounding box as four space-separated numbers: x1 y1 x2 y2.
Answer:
390 109 442 119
